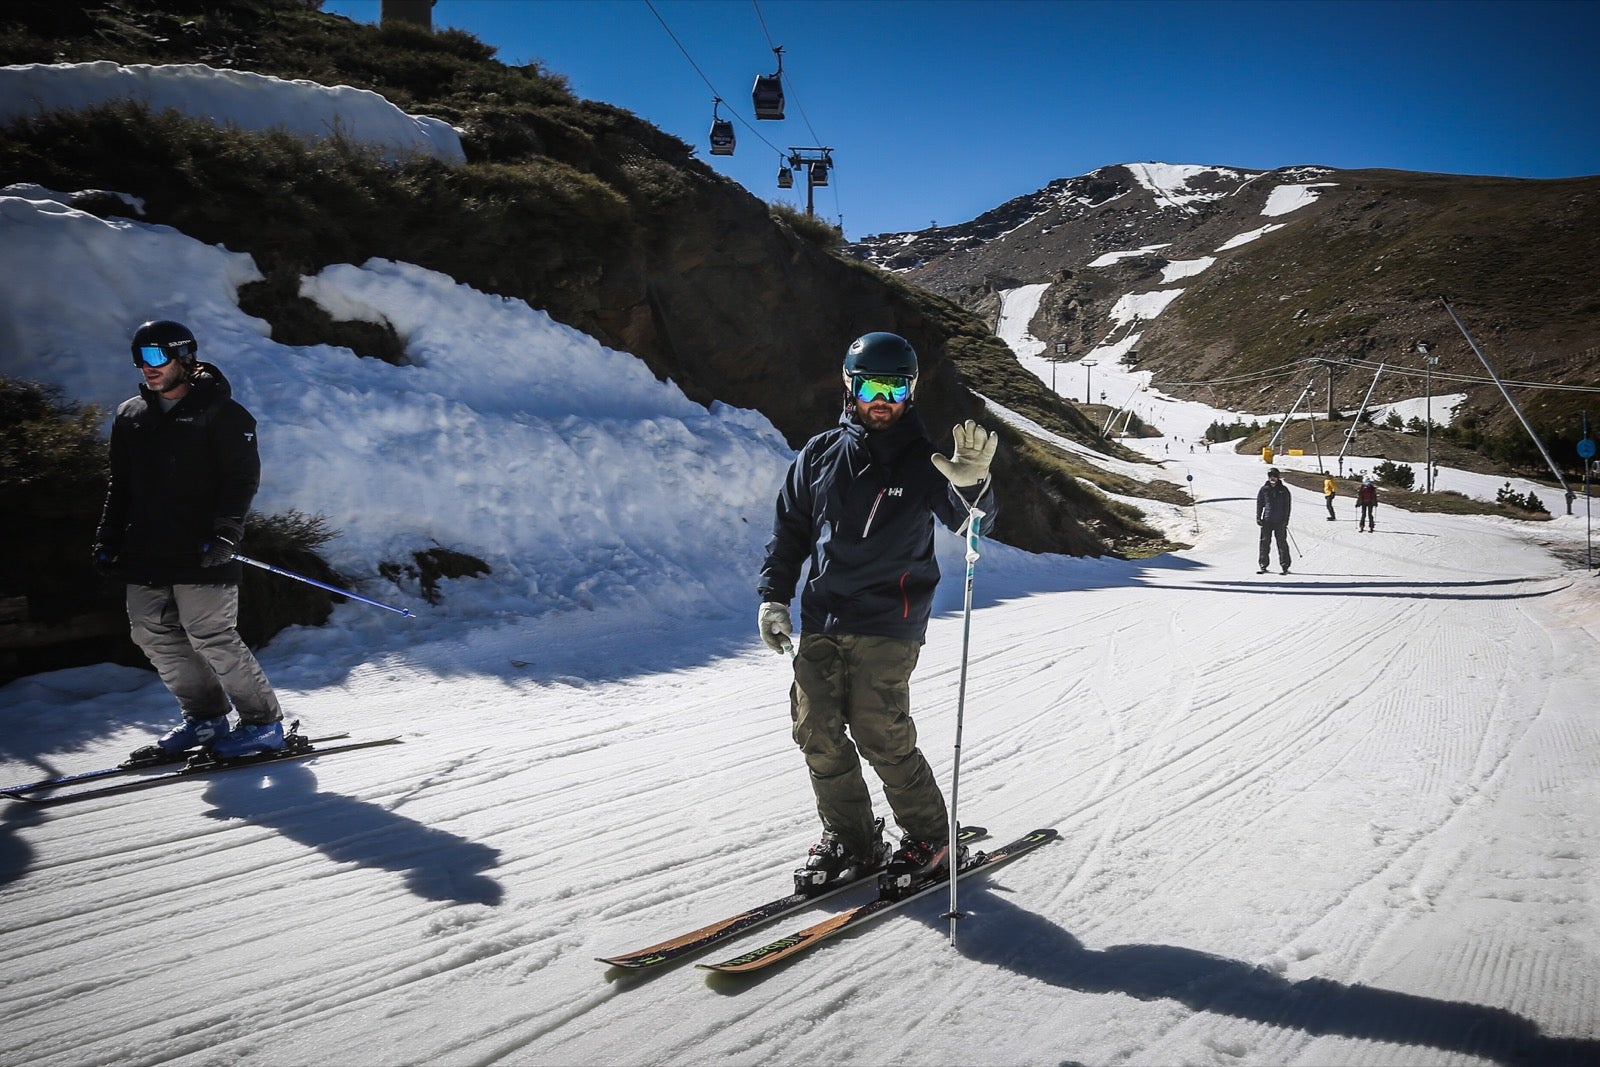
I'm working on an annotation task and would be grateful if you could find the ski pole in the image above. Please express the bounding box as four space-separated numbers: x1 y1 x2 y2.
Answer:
233 553 416 618
943 504 985 946
1287 527 1303 559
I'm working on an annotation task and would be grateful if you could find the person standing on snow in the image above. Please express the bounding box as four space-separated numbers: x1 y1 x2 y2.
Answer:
1257 467 1293 574
93 320 286 761
1323 472 1337 521
758 332 998 898
1357 477 1378 532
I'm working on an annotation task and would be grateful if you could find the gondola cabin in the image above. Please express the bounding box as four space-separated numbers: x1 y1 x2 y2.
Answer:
752 74 784 120
709 118 735 156
809 161 829 186
777 165 794 189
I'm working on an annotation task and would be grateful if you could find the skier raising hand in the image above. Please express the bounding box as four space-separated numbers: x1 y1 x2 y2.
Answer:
758 332 997 897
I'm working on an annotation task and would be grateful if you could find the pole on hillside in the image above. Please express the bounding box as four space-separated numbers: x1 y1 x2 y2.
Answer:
1266 379 1316 458
1338 363 1386 478
1441 297 1574 512
942 504 985 946
1579 413 1594 570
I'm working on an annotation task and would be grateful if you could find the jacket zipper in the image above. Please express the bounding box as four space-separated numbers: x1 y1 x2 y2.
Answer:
863 489 886 537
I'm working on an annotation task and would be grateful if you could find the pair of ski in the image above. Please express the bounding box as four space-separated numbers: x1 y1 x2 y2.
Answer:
598 826 1058 975
1 721 402 806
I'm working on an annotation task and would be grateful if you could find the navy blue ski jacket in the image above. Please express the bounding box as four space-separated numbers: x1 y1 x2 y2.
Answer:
759 407 996 643
97 362 260 586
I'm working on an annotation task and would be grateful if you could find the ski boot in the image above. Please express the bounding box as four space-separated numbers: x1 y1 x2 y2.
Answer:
125 714 231 766
878 834 971 901
794 818 889 895
210 719 288 760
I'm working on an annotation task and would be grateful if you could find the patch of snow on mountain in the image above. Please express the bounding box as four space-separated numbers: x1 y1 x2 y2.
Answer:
1263 183 1338 217
0 61 464 165
1125 162 1247 212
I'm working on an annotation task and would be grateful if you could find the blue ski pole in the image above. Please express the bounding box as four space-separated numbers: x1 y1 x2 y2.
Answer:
233 553 415 618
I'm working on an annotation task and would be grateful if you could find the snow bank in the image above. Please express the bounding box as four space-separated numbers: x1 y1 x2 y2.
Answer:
0 61 464 165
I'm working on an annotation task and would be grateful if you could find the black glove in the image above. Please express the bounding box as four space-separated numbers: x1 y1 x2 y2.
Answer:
91 543 121 577
200 520 243 567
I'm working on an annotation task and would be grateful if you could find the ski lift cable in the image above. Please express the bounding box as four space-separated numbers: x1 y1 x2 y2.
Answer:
644 0 786 156
1164 355 1600 395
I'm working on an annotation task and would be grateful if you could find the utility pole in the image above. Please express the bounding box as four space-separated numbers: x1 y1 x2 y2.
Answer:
1417 340 1438 492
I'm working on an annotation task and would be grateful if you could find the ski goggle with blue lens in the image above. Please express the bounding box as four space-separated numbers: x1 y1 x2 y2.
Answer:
134 345 174 369
852 374 912 404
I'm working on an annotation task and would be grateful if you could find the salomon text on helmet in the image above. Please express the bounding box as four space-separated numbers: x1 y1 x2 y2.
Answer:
130 320 198 369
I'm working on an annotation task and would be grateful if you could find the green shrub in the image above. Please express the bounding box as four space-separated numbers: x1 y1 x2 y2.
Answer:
1374 460 1415 489
1495 482 1548 514
770 202 844 249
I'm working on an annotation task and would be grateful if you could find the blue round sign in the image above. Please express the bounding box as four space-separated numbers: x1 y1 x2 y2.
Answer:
1579 438 1596 459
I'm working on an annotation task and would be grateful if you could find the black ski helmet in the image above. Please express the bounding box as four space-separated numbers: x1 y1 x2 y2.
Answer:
842 332 918 399
130 319 198 368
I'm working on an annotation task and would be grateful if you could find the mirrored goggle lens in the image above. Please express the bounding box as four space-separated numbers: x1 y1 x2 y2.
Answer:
134 345 172 368
853 375 910 404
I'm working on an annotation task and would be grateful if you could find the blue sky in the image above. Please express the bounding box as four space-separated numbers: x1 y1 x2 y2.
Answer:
320 0 1600 239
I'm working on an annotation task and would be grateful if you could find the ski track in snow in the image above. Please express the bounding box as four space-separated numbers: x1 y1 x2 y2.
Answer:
5 347 1600 1065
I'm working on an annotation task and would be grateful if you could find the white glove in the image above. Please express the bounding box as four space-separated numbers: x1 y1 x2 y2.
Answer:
931 420 997 488
758 601 793 653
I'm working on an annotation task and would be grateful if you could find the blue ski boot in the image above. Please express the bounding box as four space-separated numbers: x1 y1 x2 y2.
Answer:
123 715 231 765
210 720 287 760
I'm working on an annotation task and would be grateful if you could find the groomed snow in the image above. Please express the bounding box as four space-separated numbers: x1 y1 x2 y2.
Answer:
1 68 1597 1067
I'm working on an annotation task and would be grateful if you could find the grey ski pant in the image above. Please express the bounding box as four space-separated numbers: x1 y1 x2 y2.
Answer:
126 582 282 725
789 632 949 860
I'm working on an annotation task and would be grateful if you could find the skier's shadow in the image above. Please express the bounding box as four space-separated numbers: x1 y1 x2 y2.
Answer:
199 762 503 906
0 802 43 888
922 886 1599 1067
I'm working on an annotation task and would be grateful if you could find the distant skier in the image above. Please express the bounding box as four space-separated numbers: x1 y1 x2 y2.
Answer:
1323 472 1337 520
1357 477 1378 532
1257 467 1292 574
93 320 286 761
758 332 997 896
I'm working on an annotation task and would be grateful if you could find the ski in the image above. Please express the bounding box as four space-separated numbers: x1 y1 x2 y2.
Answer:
697 828 1059 975
2 728 400 806
0 725 354 796
597 825 989 971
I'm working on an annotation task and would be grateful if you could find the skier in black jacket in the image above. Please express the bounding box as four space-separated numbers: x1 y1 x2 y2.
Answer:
1256 467 1293 574
758 332 997 895
94 320 285 761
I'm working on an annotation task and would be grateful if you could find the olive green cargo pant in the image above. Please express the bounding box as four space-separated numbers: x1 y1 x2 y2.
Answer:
790 632 949 861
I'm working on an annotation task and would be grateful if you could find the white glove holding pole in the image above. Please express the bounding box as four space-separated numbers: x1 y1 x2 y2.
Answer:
931 420 997 488
759 601 794 654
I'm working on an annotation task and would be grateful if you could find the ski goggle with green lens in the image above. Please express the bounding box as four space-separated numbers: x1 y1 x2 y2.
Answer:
851 374 912 404
133 344 174 369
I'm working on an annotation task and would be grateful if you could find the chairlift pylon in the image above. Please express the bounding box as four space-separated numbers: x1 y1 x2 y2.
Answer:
709 98 734 156
753 46 784 120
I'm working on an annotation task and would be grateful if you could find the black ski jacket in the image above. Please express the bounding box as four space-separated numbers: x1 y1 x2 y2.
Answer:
1257 479 1293 526
759 407 996 643
97 362 260 586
